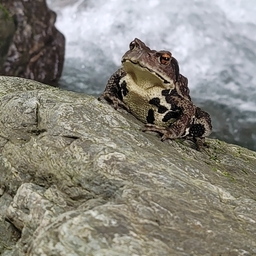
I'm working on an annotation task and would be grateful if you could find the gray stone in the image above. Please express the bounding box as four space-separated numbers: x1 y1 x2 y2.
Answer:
0 76 255 256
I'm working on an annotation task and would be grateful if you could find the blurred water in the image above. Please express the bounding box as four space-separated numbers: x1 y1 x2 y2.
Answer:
47 0 256 151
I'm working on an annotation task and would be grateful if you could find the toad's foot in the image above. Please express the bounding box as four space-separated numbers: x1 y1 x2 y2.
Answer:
142 124 180 141
144 124 208 151
189 136 208 151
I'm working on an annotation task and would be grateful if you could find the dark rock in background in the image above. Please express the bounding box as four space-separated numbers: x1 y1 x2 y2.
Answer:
0 1 65 85
0 6 15 68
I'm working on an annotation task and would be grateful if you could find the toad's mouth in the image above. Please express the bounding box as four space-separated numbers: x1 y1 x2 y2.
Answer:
122 59 171 88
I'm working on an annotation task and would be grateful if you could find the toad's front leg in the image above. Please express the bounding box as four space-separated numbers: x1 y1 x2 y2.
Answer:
98 68 130 111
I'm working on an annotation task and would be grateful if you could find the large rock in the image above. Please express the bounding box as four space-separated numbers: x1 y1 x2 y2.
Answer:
0 76 255 255
0 1 65 85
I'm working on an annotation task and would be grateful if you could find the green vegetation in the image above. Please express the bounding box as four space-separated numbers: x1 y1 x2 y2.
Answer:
0 4 11 21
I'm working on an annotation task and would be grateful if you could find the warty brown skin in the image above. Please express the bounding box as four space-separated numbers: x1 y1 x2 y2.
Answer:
99 38 212 150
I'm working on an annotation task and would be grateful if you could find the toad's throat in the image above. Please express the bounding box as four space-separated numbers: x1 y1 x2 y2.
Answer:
122 59 171 87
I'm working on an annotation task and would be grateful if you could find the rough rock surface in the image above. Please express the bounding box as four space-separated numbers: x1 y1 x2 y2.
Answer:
0 76 255 256
0 1 65 84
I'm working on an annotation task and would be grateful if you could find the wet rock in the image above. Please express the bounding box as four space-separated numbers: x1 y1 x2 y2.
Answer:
0 1 65 85
0 76 256 255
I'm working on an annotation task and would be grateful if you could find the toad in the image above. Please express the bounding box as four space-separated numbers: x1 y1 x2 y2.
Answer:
99 38 212 149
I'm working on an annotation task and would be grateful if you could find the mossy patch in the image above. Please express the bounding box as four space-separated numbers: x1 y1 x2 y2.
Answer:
0 5 11 21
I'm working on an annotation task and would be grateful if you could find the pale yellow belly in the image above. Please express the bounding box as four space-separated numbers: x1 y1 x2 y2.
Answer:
122 84 175 127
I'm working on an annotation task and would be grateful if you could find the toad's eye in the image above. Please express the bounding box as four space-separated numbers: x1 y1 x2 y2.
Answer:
160 53 171 65
129 40 137 50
